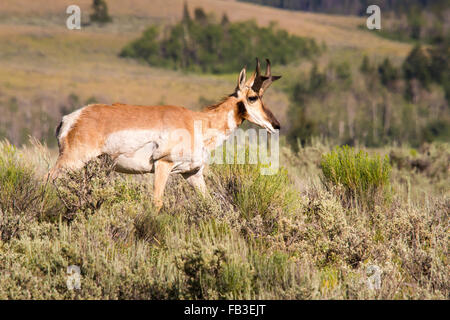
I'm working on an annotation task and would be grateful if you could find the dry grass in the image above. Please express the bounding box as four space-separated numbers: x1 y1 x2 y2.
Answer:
0 0 412 56
0 23 234 106
0 0 412 147
0 0 446 300
0 139 448 299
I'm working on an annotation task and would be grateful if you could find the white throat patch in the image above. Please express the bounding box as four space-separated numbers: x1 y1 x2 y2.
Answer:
227 110 237 131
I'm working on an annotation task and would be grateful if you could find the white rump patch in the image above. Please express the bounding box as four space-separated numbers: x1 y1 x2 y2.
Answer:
58 107 84 140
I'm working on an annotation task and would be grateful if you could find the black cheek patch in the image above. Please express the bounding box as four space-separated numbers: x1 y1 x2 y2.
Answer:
237 101 247 118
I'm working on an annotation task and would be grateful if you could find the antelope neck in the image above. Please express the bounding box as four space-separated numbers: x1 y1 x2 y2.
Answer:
202 96 245 133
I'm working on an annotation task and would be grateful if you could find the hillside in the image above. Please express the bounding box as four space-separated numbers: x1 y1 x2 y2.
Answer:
0 1 448 300
240 0 450 46
0 0 415 147
0 0 412 53
238 0 450 15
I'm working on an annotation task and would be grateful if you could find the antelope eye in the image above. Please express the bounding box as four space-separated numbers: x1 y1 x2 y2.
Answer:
248 96 258 103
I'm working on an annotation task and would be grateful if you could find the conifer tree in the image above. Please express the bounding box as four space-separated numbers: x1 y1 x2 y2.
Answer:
90 0 112 24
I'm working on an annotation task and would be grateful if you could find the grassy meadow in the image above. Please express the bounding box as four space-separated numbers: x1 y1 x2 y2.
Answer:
0 139 448 299
0 0 448 299
0 0 414 146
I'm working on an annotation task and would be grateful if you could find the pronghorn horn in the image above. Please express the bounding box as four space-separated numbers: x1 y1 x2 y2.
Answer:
256 58 262 76
252 58 269 95
265 58 271 77
246 68 257 88
256 58 282 96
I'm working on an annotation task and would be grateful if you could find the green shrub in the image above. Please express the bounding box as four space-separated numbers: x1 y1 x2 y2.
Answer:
378 58 399 87
90 0 112 24
0 141 448 299
0 141 45 241
211 160 294 222
53 154 116 220
320 146 391 208
119 5 319 73
403 45 431 88
176 245 230 299
134 209 174 245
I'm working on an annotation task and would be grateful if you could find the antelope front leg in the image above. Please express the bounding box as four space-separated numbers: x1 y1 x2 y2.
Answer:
153 160 175 210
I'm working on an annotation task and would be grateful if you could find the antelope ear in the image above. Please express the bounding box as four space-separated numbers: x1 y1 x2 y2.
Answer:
246 70 257 88
237 68 246 91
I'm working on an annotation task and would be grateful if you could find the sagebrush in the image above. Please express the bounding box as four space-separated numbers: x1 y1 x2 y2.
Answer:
0 140 448 299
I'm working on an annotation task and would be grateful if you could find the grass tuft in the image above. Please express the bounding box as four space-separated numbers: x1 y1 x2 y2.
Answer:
320 145 391 208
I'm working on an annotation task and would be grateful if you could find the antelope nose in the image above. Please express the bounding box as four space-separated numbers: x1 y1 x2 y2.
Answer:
273 122 281 130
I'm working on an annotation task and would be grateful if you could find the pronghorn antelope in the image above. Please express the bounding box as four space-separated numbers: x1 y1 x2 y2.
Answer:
50 58 281 208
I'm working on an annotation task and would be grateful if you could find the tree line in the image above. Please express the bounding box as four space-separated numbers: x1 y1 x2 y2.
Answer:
238 0 448 16
119 5 320 74
240 0 449 44
287 43 450 148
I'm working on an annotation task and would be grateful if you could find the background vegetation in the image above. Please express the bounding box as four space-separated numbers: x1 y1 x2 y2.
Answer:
240 0 450 44
90 0 112 24
287 42 450 148
119 5 319 73
0 0 448 299
0 139 448 299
